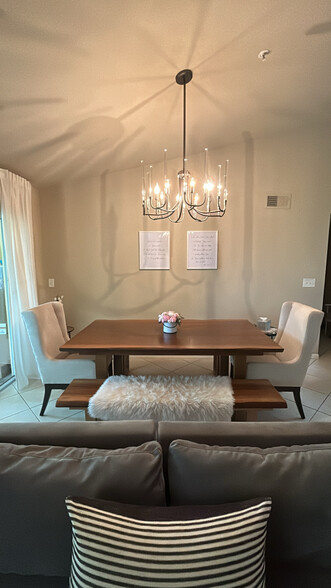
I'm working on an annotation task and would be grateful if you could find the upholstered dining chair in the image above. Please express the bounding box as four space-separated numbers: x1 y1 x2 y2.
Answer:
246 301 324 419
22 301 96 416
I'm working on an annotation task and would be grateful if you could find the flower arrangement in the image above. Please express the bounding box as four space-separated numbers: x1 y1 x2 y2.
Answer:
158 311 183 326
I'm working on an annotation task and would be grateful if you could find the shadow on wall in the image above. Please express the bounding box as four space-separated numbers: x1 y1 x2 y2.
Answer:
242 131 255 321
94 172 205 316
38 185 69 303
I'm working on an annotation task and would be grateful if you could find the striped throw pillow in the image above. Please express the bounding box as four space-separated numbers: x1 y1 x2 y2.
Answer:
66 496 271 588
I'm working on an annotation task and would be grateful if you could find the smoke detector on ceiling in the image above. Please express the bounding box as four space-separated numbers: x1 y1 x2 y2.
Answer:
258 49 271 61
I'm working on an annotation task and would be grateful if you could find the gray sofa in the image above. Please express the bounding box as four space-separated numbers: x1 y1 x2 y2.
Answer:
0 420 331 587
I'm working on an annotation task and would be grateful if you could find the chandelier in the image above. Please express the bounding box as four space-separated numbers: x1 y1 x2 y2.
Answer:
141 69 229 223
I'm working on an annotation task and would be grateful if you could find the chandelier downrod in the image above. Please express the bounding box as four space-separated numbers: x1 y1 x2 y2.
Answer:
141 69 229 223
175 69 192 176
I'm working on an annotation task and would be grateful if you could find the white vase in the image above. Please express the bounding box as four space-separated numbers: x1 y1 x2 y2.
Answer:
163 321 177 334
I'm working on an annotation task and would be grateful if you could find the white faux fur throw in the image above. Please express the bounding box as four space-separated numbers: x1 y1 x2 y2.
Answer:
88 375 234 422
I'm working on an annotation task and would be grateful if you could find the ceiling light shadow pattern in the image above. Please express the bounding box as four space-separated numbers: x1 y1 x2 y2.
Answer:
5 80 175 182
0 98 65 110
193 7 279 72
10 116 124 158
0 8 87 53
1 1 329 188
305 21 331 35
10 79 173 159
7 116 124 185
184 0 211 68
99 75 171 86
34 124 145 185
76 126 145 180
193 82 228 115
131 23 179 71
118 82 174 121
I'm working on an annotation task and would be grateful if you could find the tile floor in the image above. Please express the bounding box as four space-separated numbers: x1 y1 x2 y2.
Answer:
1 336 331 423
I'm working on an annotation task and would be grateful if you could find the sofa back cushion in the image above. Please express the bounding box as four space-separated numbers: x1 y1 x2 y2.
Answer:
0 441 165 578
157 420 331 455
0 420 157 449
168 439 331 574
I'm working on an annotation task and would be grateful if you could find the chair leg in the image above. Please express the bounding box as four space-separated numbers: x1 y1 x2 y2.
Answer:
276 386 305 419
107 359 113 377
40 385 52 416
40 384 68 416
293 387 305 419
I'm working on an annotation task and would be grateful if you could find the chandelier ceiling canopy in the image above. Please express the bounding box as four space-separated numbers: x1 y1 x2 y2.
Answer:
141 69 229 223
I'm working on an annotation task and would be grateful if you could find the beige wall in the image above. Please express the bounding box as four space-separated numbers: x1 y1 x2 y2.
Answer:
35 126 330 332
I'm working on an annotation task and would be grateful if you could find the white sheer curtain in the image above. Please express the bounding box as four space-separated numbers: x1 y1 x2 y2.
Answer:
0 169 39 388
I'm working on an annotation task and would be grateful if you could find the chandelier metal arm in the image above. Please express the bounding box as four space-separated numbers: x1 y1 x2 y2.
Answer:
186 210 209 222
147 197 182 215
184 193 207 207
188 207 227 219
144 205 185 223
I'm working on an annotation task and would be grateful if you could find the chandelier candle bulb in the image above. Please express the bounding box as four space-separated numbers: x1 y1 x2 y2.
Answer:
141 161 147 212
204 148 209 180
224 160 229 194
163 149 168 180
217 164 222 196
150 168 153 200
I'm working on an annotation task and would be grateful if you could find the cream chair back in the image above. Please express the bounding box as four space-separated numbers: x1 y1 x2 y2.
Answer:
22 302 68 380
277 301 322 364
22 301 96 416
246 301 324 418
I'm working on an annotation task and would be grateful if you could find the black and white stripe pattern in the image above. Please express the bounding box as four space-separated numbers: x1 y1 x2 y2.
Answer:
66 497 271 588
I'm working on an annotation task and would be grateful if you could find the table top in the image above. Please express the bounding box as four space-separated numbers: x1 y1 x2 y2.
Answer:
60 319 283 356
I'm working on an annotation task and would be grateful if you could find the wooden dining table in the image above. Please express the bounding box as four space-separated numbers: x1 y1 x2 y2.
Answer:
60 319 283 378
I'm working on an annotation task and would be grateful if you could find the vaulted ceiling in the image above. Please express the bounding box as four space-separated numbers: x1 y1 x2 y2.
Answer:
0 0 330 187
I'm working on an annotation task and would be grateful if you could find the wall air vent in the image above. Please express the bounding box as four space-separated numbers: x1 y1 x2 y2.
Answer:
266 194 292 209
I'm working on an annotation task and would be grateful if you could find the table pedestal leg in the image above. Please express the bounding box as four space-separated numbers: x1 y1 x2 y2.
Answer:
232 409 258 422
113 355 129 375
95 355 109 378
85 409 98 421
232 356 247 379
213 355 229 376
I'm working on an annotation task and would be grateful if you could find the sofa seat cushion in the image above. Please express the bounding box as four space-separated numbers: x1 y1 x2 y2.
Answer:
0 574 68 587
266 563 331 588
168 440 331 578
0 441 165 578
66 495 271 587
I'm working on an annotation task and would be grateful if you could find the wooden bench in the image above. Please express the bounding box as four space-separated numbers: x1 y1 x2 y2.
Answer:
56 378 287 421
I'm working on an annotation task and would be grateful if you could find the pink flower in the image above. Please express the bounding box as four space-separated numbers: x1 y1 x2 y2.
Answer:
158 311 183 325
